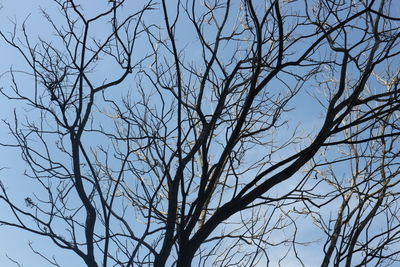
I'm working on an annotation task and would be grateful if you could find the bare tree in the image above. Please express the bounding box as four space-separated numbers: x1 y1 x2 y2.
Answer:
315 71 400 267
0 0 399 266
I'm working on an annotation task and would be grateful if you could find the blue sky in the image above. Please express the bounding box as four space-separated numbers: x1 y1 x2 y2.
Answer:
1 1 398 266
0 1 340 266
0 1 101 266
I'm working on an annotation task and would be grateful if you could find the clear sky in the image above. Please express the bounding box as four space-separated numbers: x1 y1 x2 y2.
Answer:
0 2 318 266
1 1 398 267
0 1 336 266
0 1 99 266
